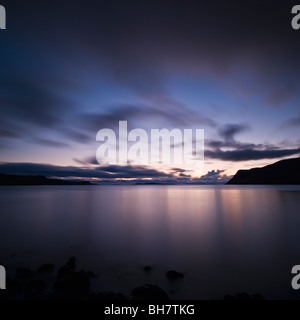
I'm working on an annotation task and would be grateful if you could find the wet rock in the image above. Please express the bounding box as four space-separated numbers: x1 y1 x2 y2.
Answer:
25 280 47 299
224 292 265 300
56 257 76 279
251 293 265 300
86 271 97 279
234 292 251 300
6 276 24 298
166 270 184 279
143 266 152 272
131 284 169 300
89 291 127 300
37 263 55 275
16 267 36 281
54 270 90 299
0 290 6 300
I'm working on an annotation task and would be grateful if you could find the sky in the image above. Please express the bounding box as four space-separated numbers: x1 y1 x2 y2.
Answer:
0 0 300 184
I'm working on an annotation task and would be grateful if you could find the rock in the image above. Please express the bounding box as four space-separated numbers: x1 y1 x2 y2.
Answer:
0 290 6 300
143 266 152 272
86 271 97 279
25 280 47 299
56 257 76 279
166 270 184 279
131 284 169 300
89 292 127 300
16 267 36 281
223 292 265 300
37 263 55 275
233 292 251 300
6 276 24 298
251 293 265 300
54 270 90 299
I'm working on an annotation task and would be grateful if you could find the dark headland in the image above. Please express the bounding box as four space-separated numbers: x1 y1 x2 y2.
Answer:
0 174 93 186
227 157 300 185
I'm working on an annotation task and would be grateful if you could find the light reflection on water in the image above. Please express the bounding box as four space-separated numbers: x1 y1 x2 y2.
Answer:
0 185 300 299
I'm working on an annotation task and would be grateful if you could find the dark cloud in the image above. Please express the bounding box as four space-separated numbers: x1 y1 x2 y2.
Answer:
32 138 69 148
207 140 256 150
281 108 300 128
219 123 250 142
0 161 232 184
264 83 298 107
61 128 92 144
73 156 98 166
0 128 20 139
0 162 173 179
4 0 299 100
206 148 300 161
206 122 300 161
81 102 216 133
0 76 82 150
0 79 67 127
171 168 187 173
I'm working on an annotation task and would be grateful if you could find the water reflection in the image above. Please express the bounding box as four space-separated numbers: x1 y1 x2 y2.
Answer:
0 185 300 299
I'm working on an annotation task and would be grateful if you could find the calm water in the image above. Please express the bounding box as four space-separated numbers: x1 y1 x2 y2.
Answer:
1 185 300 299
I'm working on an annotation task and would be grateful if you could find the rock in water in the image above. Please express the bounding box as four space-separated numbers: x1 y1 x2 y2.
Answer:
25 280 47 299
16 267 36 281
56 257 76 279
54 270 90 299
37 263 55 275
131 284 169 300
143 266 153 272
166 270 184 279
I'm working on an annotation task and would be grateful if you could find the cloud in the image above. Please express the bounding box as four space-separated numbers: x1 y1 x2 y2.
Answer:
197 169 231 184
0 128 20 139
81 102 216 133
0 162 174 179
218 123 250 142
73 156 98 166
281 108 300 128
207 122 254 151
32 138 69 148
0 78 68 128
0 76 81 148
264 83 298 107
207 140 256 150
5 1 299 101
0 162 231 184
206 148 300 161
1 0 299 167
60 128 92 144
206 122 300 161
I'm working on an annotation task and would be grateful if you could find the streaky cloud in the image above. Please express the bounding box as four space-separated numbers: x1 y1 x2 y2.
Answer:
206 148 300 161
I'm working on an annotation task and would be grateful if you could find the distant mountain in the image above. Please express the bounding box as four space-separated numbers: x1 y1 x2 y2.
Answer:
0 174 94 186
227 157 300 185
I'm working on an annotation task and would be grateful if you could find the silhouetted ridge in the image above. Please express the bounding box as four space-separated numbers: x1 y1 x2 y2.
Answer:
227 157 300 185
0 174 93 185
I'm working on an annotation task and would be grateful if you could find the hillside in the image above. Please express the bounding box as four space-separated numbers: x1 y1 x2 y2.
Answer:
226 157 300 185
0 174 93 186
